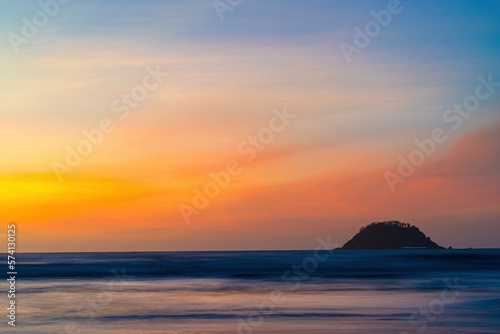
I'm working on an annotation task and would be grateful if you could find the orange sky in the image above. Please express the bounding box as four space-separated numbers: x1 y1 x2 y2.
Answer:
1 1 499 252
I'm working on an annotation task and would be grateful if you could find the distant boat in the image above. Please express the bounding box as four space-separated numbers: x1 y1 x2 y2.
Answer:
401 241 427 249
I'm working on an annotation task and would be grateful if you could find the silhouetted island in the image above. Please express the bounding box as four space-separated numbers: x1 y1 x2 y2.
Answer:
339 221 444 250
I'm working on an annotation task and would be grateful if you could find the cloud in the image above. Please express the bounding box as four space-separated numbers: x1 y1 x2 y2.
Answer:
426 121 500 176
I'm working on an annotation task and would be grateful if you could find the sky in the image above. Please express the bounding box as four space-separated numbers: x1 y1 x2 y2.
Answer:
0 0 499 252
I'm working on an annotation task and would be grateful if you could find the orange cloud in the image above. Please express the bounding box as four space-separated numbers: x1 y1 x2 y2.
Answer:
0 173 156 222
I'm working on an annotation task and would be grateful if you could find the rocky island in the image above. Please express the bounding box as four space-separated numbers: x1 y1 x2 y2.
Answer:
339 221 445 250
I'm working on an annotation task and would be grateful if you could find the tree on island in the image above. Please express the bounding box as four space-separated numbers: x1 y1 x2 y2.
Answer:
340 221 444 250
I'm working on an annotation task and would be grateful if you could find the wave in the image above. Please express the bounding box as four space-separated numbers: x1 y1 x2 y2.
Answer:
16 249 500 283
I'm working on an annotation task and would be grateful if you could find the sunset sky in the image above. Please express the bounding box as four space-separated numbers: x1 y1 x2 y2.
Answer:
1 0 499 252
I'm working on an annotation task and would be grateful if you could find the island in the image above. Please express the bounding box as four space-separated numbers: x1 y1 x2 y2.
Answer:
339 221 445 250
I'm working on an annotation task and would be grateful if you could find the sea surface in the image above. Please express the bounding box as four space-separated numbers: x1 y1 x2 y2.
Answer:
3 249 500 333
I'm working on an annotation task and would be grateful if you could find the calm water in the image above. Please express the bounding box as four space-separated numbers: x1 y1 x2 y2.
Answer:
4 249 500 333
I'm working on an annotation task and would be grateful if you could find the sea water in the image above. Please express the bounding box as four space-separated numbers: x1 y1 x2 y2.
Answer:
4 249 500 333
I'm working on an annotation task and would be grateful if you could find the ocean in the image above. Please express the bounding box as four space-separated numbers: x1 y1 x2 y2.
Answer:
5 249 500 333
